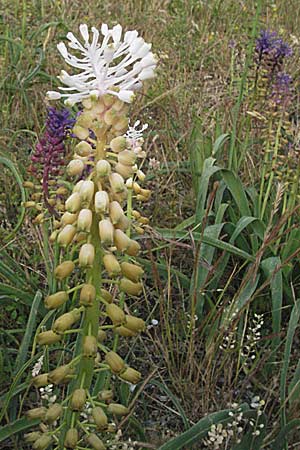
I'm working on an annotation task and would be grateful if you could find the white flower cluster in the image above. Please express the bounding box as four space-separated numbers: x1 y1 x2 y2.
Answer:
47 24 157 106
32 355 44 377
39 384 57 405
241 313 264 366
125 120 148 158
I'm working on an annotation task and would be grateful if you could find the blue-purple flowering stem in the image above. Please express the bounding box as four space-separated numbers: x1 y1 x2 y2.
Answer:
255 29 292 63
271 72 293 108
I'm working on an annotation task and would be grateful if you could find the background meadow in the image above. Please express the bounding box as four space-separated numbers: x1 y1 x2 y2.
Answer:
1 0 300 449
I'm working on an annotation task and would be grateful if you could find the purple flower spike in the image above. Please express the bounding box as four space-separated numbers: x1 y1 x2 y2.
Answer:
271 72 293 108
256 29 292 61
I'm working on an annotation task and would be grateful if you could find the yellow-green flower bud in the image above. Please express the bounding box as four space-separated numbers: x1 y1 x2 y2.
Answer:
23 201 36 208
33 212 44 224
57 224 76 247
67 159 85 176
25 407 47 420
139 216 149 225
83 336 97 359
71 388 86 411
24 432 41 443
73 124 89 140
65 192 81 213
23 181 35 189
75 141 93 156
77 208 93 232
103 253 121 276
110 136 127 153
115 162 134 179
79 180 94 204
105 351 125 374
52 308 81 334
136 169 146 182
98 389 113 402
119 278 142 296
45 403 63 424
64 428 79 449
45 291 68 310
32 373 49 388
54 260 75 280
98 329 107 342
109 201 125 225
118 150 136 166
92 407 108 430
32 434 52 450
106 304 125 325
49 230 58 242
120 262 144 282
126 239 141 256
48 365 72 384
99 219 114 245
140 188 151 199
73 179 84 193
119 367 141 384
125 315 145 332
109 173 125 193
74 231 87 243
114 229 131 252
61 211 78 226
95 190 109 214
107 403 129 416
80 284 96 306
79 243 95 267
37 330 61 346
100 288 113 303
114 214 130 231
113 116 129 132
96 159 111 177
87 433 106 450
56 186 68 196
104 109 119 126
115 326 137 337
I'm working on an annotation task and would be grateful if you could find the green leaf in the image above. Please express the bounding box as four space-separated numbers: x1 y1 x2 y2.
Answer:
0 417 40 442
271 419 300 450
212 133 230 158
0 283 34 307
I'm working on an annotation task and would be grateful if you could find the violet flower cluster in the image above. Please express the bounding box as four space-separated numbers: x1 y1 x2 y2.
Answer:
255 29 292 62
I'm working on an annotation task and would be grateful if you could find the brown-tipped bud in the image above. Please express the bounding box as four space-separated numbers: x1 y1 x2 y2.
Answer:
95 190 109 214
61 211 78 226
65 192 81 213
37 330 61 346
48 365 72 384
79 180 94 204
114 229 131 252
83 335 98 359
77 208 93 232
103 253 121 277
24 432 41 443
79 243 95 267
57 224 76 247
54 261 75 280
67 159 85 176
119 278 142 296
109 201 125 225
87 433 106 450
96 159 111 177
120 262 144 282
52 308 81 334
115 163 134 179
80 284 96 306
45 403 63 424
73 124 89 140
110 136 127 153
92 407 108 430
118 150 136 166
45 291 68 310
100 288 113 303
126 239 141 256
32 373 49 388
32 434 52 450
64 428 79 449
119 367 142 384
99 219 114 245
105 351 125 374
115 326 137 337
71 388 86 411
107 403 129 416
109 173 125 193
98 329 107 342
98 389 113 402
125 315 145 332
25 407 47 420
75 141 93 156
106 304 125 325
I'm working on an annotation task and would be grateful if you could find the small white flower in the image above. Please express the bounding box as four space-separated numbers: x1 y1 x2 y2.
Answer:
151 319 159 326
32 355 44 377
47 24 157 105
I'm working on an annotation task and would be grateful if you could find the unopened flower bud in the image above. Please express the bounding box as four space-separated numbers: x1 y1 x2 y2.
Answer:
126 177 133 188
115 326 137 337
99 219 114 245
119 367 141 384
45 403 63 424
105 351 125 374
114 214 130 231
73 124 89 140
106 304 125 325
73 232 87 243
135 226 145 235
54 261 75 280
75 141 93 156
33 212 44 224
133 181 141 194
25 407 47 420
79 180 94 204
80 284 96 306
120 278 142 296
23 201 36 208
23 181 35 189
115 162 134 179
98 389 113 402
61 211 78 225
126 239 141 256
73 180 84 193
132 210 141 219
113 116 129 132
87 433 106 450
125 315 145 332
56 186 68 196
52 309 81 334
79 243 95 267
109 173 125 193
109 201 125 225
32 373 49 388
64 428 79 449
107 403 129 416
24 432 41 443
95 190 109 214
37 330 61 346
66 192 81 213
98 329 107 342
48 365 72 384
71 388 86 411
140 188 151 199
49 230 58 242
32 434 52 450
139 216 149 225
136 169 146 182
110 136 127 153
83 335 97 359
118 150 136 166
77 208 93 232
57 225 76 247
96 159 111 177
114 229 131 252
45 291 69 310
67 159 85 176
92 407 108 430
100 288 113 303
103 253 121 276
121 262 144 282
104 109 118 126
